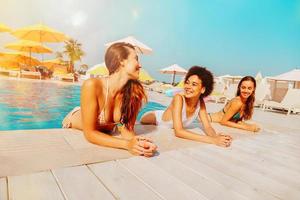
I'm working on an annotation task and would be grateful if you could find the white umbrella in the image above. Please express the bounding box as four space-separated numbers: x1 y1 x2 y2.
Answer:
159 64 187 85
255 71 263 83
218 74 243 85
267 68 300 98
105 36 152 54
269 69 300 82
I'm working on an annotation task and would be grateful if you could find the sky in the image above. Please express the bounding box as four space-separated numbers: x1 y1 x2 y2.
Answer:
0 0 300 82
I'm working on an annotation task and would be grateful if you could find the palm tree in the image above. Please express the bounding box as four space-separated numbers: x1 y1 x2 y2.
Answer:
55 51 68 66
63 39 85 73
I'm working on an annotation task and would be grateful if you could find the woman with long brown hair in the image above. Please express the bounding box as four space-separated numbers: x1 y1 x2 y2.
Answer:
209 76 260 132
62 42 157 156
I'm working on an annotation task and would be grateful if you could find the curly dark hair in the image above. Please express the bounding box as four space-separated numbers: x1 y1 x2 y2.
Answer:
184 66 214 99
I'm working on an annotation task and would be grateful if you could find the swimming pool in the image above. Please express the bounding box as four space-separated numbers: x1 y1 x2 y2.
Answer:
0 79 80 130
0 79 166 130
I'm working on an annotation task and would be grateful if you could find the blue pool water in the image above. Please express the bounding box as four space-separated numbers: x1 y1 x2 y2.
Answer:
0 79 166 130
0 79 81 130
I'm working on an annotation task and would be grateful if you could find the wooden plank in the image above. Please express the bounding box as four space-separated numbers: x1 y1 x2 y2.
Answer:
0 132 71 153
198 144 300 191
233 139 300 170
243 134 300 154
0 149 81 177
166 150 279 200
232 140 300 173
251 133 300 150
235 137 299 160
89 161 162 200
52 165 115 200
8 171 65 200
0 178 7 200
149 153 250 200
183 147 300 200
118 156 208 200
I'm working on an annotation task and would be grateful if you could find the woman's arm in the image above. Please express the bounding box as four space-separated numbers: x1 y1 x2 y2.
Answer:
198 99 217 137
219 100 259 132
172 95 231 147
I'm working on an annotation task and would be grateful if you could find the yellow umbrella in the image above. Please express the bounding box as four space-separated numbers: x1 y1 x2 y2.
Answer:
0 23 11 32
5 40 52 67
0 60 22 70
176 79 185 88
139 69 154 83
11 23 68 43
0 52 40 66
87 63 109 76
42 58 67 71
52 65 68 75
5 40 52 53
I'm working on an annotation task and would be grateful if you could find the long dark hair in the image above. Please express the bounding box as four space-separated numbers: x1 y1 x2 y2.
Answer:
105 42 147 130
236 76 256 120
119 80 147 130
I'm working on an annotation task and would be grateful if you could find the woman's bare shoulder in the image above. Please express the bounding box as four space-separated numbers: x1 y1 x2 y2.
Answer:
82 78 103 94
230 97 243 107
172 94 184 104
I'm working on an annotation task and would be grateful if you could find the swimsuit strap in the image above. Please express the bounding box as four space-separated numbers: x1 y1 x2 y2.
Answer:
180 95 187 115
180 94 200 119
99 78 109 123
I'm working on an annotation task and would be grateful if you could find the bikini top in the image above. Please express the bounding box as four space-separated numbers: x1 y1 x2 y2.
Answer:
98 78 109 124
97 78 122 127
222 108 242 122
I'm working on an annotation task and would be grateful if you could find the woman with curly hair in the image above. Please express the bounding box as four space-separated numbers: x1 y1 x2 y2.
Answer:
62 42 157 156
141 66 232 147
208 76 260 132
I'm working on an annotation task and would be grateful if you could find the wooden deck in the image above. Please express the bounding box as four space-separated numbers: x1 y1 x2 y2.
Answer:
0 106 300 199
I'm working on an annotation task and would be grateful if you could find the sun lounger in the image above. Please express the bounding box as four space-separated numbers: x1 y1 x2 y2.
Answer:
61 75 75 82
145 81 164 93
210 82 226 103
255 78 271 107
0 68 10 76
262 88 300 115
20 70 42 80
223 84 238 104
56 73 75 82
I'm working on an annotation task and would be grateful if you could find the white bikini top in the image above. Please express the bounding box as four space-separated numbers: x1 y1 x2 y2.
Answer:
158 95 201 128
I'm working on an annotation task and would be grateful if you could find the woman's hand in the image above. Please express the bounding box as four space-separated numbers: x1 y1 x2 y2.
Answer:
212 134 232 147
127 136 157 157
247 124 260 132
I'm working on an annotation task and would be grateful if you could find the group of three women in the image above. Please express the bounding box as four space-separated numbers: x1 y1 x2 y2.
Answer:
62 42 260 157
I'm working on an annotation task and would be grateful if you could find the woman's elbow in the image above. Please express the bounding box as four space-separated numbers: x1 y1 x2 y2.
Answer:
83 130 95 143
174 128 184 138
220 120 228 126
